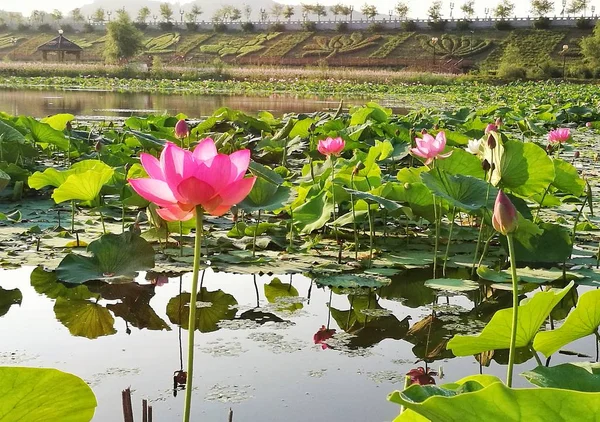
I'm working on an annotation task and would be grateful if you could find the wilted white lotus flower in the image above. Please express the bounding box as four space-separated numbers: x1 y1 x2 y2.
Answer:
465 139 482 155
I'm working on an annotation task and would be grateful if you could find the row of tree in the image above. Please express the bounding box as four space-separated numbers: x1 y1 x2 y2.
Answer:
0 0 595 27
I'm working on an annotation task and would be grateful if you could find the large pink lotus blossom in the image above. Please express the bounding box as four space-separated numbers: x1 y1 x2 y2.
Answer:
174 119 189 139
129 139 256 221
411 131 452 166
317 137 345 156
548 128 570 144
492 190 518 236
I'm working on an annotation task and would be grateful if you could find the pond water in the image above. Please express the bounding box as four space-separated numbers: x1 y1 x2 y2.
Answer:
1 266 595 421
0 88 409 119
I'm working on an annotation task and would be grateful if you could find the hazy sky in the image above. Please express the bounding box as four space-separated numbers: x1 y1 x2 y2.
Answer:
1 0 584 19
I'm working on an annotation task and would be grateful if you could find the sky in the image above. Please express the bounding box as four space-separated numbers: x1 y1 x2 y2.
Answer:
0 0 586 19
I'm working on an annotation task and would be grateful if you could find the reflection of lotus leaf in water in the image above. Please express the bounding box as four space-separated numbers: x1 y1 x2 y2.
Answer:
0 286 22 317
264 277 303 312
54 297 116 339
166 287 238 333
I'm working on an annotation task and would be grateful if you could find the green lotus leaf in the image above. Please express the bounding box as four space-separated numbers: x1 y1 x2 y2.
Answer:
55 231 155 284
344 188 402 211
447 282 573 356
499 140 555 198
424 278 480 292
421 171 496 212
30 266 95 300
293 191 334 234
28 167 73 190
41 113 75 131
54 298 116 339
18 116 70 151
389 373 600 422
522 362 600 392
239 176 294 212
477 266 583 285
315 273 391 288
0 366 97 421
434 148 485 179
533 289 600 357
52 167 114 204
166 287 238 332
552 158 585 196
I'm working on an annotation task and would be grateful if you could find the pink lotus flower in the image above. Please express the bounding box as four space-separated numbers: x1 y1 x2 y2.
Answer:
129 139 256 221
547 128 570 144
485 124 498 134
411 131 452 166
586 122 593 128
174 119 189 139
492 190 518 236
317 137 345 156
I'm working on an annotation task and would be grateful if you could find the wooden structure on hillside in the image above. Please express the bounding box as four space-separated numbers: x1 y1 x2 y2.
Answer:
36 31 83 62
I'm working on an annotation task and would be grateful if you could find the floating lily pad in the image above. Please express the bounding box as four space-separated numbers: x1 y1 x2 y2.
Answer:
424 278 479 292
315 273 391 289
0 286 22 317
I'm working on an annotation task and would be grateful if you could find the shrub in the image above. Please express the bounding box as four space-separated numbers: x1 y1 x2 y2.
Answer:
576 18 592 29
37 24 51 32
497 63 526 79
83 23 95 33
269 23 285 32
527 60 561 78
159 21 174 31
213 23 227 33
335 22 348 32
568 64 593 79
134 22 148 30
60 24 75 33
367 22 384 32
302 21 316 31
455 20 471 31
533 17 550 29
241 22 255 32
401 20 417 31
495 20 512 30
428 20 447 31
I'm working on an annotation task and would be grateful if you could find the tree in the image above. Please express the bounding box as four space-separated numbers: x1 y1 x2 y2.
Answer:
160 3 174 22
330 4 343 21
93 8 105 23
283 5 295 22
314 4 327 21
51 9 63 24
30 10 45 24
230 7 242 22
116 9 129 20
395 2 409 20
531 0 554 17
104 13 144 63
190 5 202 22
361 4 378 21
566 0 587 16
581 21 600 65
70 8 85 23
460 0 475 18
137 7 151 23
428 1 443 20
271 4 284 21
339 5 353 20
494 0 515 19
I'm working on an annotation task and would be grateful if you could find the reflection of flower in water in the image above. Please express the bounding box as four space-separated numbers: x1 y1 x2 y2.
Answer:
406 367 437 386
150 274 169 286
314 325 336 350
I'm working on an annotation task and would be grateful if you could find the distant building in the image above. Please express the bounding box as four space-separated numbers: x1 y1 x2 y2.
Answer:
36 31 83 62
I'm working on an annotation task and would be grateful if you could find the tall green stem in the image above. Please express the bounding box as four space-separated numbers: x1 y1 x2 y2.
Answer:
179 221 184 257
442 207 456 277
330 156 339 245
351 173 358 261
71 200 75 232
432 195 439 279
367 206 374 268
534 186 550 222
183 207 203 422
506 233 519 388
252 209 261 258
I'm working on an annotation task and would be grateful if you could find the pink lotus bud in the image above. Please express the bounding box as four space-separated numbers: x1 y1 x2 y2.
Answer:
487 133 496 149
485 124 498 134
495 117 503 128
492 190 518 236
586 122 593 128
174 119 189 139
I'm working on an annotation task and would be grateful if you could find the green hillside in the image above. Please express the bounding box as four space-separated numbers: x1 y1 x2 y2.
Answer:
1 27 592 73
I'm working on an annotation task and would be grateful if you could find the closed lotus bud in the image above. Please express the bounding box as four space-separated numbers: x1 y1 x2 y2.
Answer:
174 119 189 139
66 121 72 131
94 141 102 151
574 151 580 159
492 190 518 236
353 161 365 175
421 128 428 135
495 117 503 128
433 124 439 130
485 123 498 134
487 134 496 149
482 159 491 172
586 122 592 128
490 163 496 172
309 123 316 133
546 144 553 153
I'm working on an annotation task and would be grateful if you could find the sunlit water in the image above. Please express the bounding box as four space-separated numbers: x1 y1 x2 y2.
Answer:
1 266 596 421
0 89 410 119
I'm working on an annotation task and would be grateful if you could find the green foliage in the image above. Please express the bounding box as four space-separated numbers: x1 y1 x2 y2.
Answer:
581 22 600 66
370 32 413 58
144 32 181 53
417 34 492 59
104 13 144 63
200 33 281 58
262 32 312 58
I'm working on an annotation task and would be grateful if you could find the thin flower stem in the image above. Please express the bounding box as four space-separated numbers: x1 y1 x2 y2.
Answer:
534 186 550 221
99 210 106 234
252 209 261 258
351 173 358 261
432 195 439 279
530 346 543 367
289 207 294 250
443 207 456 277
179 221 184 257
506 233 519 388
330 156 339 246
367 206 374 268
477 232 496 269
71 200 75 232
183 206 203 422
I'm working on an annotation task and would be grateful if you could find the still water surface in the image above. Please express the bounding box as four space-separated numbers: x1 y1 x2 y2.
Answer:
0 88 409 119
1 266 595 421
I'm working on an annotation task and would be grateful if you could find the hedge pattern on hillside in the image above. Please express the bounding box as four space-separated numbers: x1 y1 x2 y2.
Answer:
483 29 567 68
416 34 493 59
370 32 414 58
302 33 381 58
200 33 281 58
262 32 313 58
